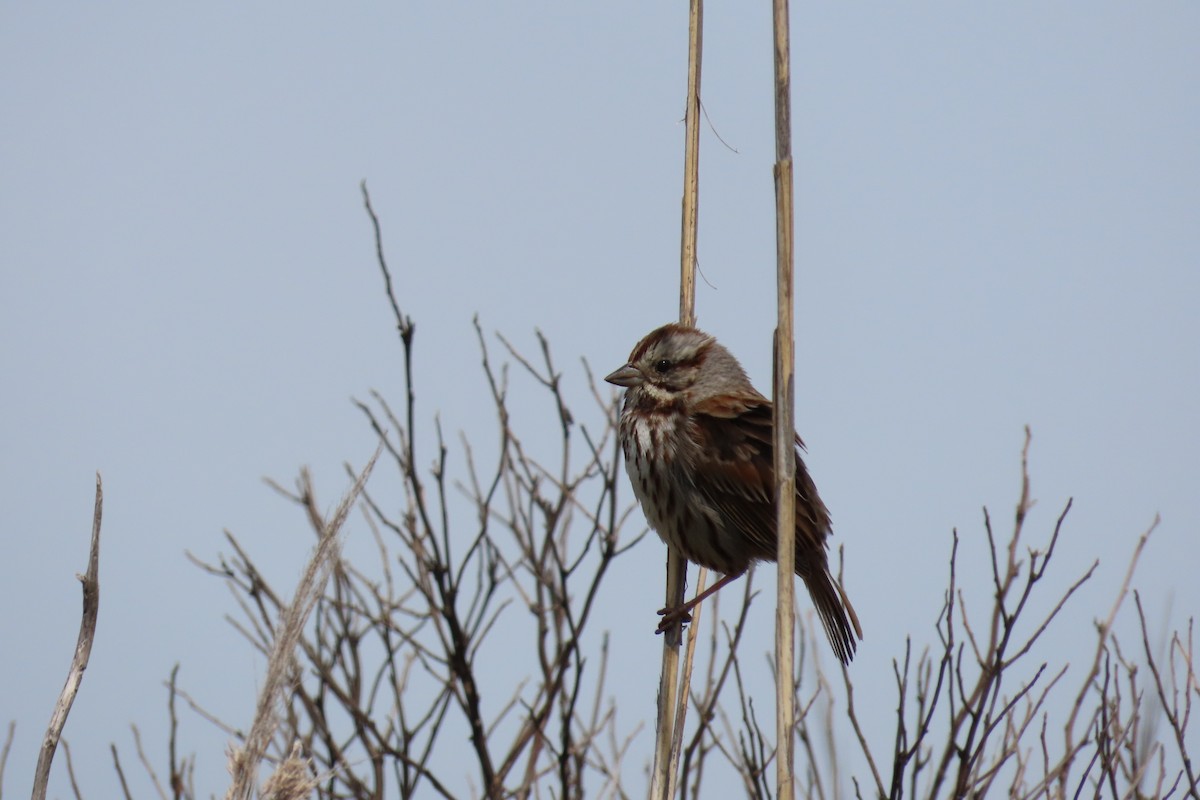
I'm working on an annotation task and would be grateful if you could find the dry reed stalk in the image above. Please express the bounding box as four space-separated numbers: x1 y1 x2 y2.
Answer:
667 570 709 794
770 0 798 796
650 1 704 799
224 448 380 800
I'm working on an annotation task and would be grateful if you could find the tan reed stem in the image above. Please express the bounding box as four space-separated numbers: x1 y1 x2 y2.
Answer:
650 0 703 797
771 0 797 796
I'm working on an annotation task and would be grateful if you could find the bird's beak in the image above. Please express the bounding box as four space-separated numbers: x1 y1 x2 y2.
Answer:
604 364 643 388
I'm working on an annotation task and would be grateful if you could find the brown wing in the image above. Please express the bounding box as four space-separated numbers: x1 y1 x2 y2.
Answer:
689 391 861 664
688 391 831 562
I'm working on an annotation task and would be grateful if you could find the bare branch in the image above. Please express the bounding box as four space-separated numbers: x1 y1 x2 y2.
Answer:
32 474 103 800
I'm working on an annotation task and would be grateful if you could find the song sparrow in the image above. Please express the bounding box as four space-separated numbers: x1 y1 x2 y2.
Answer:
605 323 862 663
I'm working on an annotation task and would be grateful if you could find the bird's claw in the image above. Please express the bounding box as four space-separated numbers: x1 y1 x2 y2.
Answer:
655 606 693 635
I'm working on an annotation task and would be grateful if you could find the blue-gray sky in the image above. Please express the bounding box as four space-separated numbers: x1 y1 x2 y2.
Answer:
2 3 1197 796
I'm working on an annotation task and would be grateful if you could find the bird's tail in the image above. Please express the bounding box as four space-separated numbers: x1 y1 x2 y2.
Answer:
802 568 863 665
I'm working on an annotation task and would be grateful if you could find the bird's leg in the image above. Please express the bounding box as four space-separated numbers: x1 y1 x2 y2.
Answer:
655 571 743 635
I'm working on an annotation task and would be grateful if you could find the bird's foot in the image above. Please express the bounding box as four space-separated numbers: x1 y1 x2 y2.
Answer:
655 605 693 635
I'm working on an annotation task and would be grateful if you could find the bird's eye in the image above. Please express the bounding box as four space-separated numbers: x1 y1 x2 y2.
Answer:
653 358 672 373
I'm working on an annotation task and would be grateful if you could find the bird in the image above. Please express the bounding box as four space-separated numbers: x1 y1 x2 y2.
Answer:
605 322 862 663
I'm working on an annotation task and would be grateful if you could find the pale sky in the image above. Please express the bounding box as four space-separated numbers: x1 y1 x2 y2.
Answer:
2 3 1197 797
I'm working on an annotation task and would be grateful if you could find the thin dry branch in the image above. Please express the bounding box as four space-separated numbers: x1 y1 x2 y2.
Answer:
1136 592 1200 799
59 739 82 800
131 723 168 800
31 474 103 800
111 743 134 800
1052 515 1158 797
0 720 16 797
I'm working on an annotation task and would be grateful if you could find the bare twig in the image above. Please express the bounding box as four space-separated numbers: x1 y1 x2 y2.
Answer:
32 474 103 800
1136 592 1199 799
131 724 168 800
1054 515 1157 797
60 739 82 800
167 665 185 800
111 744 134 800
0 720 16 798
